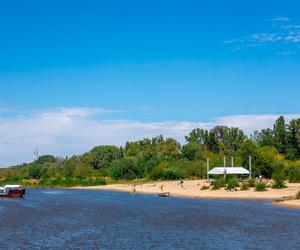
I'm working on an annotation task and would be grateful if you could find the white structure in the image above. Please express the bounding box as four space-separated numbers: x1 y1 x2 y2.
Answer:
208 167 250 175
206 156 251 180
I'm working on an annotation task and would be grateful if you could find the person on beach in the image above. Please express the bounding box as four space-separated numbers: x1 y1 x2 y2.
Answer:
160 185 164 191
179 180 184 188
131 185 136 194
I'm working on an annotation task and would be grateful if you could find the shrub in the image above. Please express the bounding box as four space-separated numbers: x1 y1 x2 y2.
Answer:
79 177 106 186
211 178 226 190
149 163 168 180
272 180 287 189
110 157 140 180
287 165 300 183
272 170 287 189
255 181 268 192
240 182 250 191
162 167 183 180
296 191 300 199
201 185 210 190
225 177 240 190
248 178 256 187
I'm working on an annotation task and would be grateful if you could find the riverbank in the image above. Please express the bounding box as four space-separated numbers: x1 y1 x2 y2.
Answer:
71 179 300 204
273 199 300 209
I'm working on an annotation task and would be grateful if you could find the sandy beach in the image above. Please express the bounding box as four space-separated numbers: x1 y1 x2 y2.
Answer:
72 180 300 207
273 199 300 209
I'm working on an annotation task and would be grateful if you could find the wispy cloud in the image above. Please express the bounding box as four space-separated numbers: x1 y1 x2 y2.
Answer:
38 107 120 121
272 17 291 22
1 109 299 167
224 17 300 53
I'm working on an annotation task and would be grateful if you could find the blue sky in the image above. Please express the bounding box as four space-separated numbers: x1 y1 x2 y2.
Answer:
1 0 300 165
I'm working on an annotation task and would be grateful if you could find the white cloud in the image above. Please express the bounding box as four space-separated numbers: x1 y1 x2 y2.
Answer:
272 17 291 22
38 107 119 121
224 18 300 52
250 33 282 42
215 114 300 133
1 109 300 167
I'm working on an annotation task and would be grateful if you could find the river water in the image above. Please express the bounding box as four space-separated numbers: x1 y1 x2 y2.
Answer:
0 189 300 249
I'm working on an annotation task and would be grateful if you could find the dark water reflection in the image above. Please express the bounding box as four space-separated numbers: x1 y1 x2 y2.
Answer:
0 189 300 249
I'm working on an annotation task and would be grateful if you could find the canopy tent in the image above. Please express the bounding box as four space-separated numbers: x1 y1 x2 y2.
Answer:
208 167 250 175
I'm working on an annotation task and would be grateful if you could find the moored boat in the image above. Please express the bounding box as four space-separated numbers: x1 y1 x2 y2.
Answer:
158 192 170 197
0 185 25 198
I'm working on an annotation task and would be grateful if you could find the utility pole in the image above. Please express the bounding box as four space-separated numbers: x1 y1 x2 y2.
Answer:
231 157 234 167
249 155 252 180
223 156 226 179
207 158 210 182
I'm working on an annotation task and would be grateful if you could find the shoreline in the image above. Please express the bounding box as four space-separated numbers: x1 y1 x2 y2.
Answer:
69 179 300 208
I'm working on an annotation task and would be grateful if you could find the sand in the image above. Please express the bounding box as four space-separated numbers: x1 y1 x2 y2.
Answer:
273 199 300 209
72 180 300 207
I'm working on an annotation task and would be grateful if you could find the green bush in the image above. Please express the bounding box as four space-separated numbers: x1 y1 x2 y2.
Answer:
296 190 300 199
211 178 226 190
225 177 240 190
248 178 256 187
201 185 210 190
255 181 268 192
149 163 168 180
162 167 183 180
37 177 106 187
272 170 287 189
272 180 287 189
240 182 250 191
287 166 300 183
110 157 141 180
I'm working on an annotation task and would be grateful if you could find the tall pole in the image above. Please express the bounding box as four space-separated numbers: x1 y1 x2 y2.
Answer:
231 157 234 167
223 156 226 179
207 158 210 181
249 155 252 180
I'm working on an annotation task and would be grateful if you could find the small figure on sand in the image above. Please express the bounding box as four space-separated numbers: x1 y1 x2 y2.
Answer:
160 185 164 191
179 180 184 188
131 185 136 194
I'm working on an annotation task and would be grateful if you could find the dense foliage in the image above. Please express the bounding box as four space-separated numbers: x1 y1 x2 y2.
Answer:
1 116 300 186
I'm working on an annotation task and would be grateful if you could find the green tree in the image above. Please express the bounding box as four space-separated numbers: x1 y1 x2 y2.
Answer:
239 139 259 167
286 119 300 159
273 116 287 154
88 145 122 169
28 163 43 179
110 156 140 180
156 138 181 161
255 146 284 178
253 129 274 147
185 128 206 145
181 142 203 161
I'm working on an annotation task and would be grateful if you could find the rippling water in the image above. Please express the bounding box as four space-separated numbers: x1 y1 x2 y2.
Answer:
0 189 300 249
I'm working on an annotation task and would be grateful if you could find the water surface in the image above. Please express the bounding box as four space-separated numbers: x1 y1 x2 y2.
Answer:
0 189 299 249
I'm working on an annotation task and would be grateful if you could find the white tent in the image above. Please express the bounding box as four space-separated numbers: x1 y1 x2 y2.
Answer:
208 167 250 175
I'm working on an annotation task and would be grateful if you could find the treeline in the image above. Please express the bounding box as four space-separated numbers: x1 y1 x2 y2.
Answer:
1 116 300 186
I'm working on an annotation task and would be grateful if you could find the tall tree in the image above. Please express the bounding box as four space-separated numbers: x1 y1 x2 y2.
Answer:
88 145 122 169
273 116 287 154
253 129 274 147
286 119 300 159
